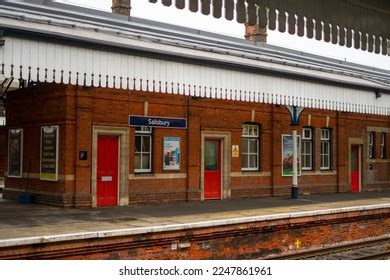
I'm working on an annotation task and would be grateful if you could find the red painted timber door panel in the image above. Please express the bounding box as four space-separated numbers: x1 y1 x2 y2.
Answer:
351 145 360 192
204 139 221 199
97 135 119 206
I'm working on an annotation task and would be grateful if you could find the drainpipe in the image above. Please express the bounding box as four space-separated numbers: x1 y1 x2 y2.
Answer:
185 96 190 201
271 105 275 196
336 111 340 193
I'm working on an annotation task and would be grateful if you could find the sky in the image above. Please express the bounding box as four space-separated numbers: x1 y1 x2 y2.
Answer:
56 0 390 70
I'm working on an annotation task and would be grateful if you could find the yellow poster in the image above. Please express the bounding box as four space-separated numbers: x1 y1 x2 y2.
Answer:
232 145 239 158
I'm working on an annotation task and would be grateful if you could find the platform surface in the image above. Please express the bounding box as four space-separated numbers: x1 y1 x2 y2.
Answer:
0 190 390 246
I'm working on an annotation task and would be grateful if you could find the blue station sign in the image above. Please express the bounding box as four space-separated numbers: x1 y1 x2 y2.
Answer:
129 115 187 129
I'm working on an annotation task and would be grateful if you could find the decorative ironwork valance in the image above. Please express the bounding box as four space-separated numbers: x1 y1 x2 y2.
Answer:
149 0 390 55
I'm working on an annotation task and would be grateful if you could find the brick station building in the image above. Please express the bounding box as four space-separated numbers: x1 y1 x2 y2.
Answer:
0 1 389 207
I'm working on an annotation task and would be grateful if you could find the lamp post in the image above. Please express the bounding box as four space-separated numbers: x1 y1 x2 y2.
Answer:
285 105 304 199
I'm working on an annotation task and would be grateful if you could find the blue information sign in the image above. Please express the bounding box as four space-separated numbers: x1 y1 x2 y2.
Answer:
129 115 187 129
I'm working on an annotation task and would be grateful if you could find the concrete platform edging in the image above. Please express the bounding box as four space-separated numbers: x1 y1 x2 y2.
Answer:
1 203 390 249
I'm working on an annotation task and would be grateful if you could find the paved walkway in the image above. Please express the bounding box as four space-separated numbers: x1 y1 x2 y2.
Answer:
0 190 390 245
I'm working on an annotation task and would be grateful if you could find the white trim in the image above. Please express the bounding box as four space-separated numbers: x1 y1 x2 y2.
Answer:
320 128 330 140
302 128 312 140
134 129 152 173
301 128 313 171
349 140 363 192
201 131 231 200
301 171 337 176
230 172 271 177
92 126 129 207
368 131 375 159
1 204 389 248
241 124 259 171
380 132 386 159
1 33 389 116
129 173 187 180
10 173 74 181
320 129 331 170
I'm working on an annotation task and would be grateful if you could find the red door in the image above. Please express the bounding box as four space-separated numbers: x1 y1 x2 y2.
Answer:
97 135 119 206
351 145 360 192
204 139 222 199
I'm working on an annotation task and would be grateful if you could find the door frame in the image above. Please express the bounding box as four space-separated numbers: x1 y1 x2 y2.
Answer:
201 131 231 201
204 138 222 200
92 126 129 207
348 138 363 192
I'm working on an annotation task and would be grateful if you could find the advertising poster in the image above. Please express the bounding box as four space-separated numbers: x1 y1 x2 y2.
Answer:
282 134 302 177
40 126 59 181
8 129 23 178
163 137 180 170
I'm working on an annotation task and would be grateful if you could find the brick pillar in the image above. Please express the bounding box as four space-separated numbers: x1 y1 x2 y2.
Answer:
245 24 267 43
112 0 131 16
187 104 201 201
74 90 93 207
336 112 348 192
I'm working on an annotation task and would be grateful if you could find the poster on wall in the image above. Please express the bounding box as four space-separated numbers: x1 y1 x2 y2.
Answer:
40 126 59 181
8 129 23 178
282 134 302 177
163 137 180 171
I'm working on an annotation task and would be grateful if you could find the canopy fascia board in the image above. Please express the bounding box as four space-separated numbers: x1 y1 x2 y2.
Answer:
149 0 390 55
0 16 388 93
0 6 389 116
1 33 389 116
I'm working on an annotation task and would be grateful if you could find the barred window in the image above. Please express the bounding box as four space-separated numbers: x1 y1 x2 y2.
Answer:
380 133 386 159
135 127 152 173
320 129 331 170
241 124 259 171
368 131 375 159
302 128 313 170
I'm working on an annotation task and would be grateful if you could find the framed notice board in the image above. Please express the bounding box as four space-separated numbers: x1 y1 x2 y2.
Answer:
163 137 180 171
281 134 302 177
8 129 23 178
40 126 59 181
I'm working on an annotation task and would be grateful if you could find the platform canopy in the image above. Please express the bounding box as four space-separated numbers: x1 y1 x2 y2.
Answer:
0 0 389 116
149 0 390 55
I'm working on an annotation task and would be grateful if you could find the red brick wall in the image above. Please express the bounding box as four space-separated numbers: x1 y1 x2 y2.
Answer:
1 208 389 259
3 84 74 205
2 84 390 206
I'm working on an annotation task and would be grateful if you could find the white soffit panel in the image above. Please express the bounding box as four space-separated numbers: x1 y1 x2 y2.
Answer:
0 12 389 116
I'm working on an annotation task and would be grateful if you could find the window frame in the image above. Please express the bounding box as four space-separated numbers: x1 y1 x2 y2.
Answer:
380 132 386 159
301 127 313 171
320 128 331 170
241 124 260 172
134 126 152 173
368 131 375 159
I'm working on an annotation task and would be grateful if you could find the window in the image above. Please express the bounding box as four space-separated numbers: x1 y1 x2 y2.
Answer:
380 133 386 159
302 128 313 170
368 131 375 159
320 129 331 170
241 124 259 171
135 126 152 173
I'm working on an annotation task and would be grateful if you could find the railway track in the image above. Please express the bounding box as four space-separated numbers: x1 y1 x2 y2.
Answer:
268 236 390 260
